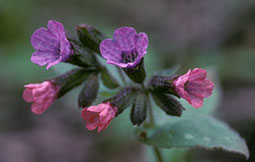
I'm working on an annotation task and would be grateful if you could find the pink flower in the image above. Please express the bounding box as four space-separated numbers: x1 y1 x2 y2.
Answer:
172 68 214 108
23 81 60 114
81 102 117 132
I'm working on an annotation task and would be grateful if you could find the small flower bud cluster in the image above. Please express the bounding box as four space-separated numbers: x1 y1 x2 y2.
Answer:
23 20 214 133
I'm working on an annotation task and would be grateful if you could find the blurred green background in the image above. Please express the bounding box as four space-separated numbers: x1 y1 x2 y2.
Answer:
0 0 254 162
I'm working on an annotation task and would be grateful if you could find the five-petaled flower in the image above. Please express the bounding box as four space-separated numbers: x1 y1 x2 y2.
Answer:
31 20 73 69
81 102 117 132
172 68 214 108
99 27 148 68
23 81 60 114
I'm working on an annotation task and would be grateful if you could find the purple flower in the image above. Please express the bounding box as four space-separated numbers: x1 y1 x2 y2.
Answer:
31 20 73 69
99 27 148 68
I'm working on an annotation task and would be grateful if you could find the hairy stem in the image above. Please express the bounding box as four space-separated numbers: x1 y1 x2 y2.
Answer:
141 83 164 162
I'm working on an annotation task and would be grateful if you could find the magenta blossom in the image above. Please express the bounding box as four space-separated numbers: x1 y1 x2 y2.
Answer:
23 81 60 114
172 68 214 108
31 20 73 69
81 102 117 132
99 27 148 68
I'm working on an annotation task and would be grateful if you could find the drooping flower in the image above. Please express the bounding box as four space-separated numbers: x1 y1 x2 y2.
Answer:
31 20 73 69
99 27 148 68
81 102 117 132
172 68 214 108
23 81 60 114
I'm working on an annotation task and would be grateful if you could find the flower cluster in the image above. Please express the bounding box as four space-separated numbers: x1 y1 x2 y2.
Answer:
23 20 214 132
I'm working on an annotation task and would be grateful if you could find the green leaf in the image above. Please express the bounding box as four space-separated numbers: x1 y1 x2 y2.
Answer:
136 114 249 159
100 67 119 89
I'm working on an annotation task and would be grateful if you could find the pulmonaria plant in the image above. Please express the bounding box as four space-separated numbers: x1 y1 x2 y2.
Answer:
23 81 60 114
23 20 249 161
99 27 148 68
81 102 117 132
31 20 73 69
172 68 214 108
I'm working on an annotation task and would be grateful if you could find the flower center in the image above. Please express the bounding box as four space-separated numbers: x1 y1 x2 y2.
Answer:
121 50 138 63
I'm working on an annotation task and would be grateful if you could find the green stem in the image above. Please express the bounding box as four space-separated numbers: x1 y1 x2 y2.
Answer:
145 88 164 162
153 147 164 162
116 67 127 84
147 96 155 125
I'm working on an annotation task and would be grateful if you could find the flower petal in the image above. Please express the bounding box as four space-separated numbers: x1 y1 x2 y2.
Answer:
31 28 59 52
86 115 100 130
31 103 47 115
23 88 34 102
186 79 214 98
189 68 207 81
189 94 204 108
31 51 59 66
47 20 65 38
113 27 137 52
59 35 73 61
100 39 122 63
136 32 148 56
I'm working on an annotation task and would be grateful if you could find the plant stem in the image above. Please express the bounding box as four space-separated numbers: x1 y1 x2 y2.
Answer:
147 96 155 125
146 91 164 162
116 67 127 84
153 147 164 162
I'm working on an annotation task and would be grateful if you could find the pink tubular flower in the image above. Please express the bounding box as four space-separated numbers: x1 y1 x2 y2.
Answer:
81 102 117 132
31 20 73 69
99 27 148 68
23 81 60 114
172 68 214 108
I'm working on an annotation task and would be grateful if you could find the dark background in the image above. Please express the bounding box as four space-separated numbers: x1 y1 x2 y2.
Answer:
0 0 254 161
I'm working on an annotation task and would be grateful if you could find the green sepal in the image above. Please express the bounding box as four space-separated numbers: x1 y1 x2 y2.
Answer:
78 74 99 108
130 92 147 126
149 75 179 97
66 40 97 68
105 87 137 116
123 58 146 83
53 68 93 98
152 91 185 117
76 24 105 53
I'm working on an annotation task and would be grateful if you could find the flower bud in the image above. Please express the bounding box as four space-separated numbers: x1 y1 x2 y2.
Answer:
23 81 60 114
152 91 185 117
81 102 117 132
76 24 105 53
78 74 99 108
130 92 147 126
